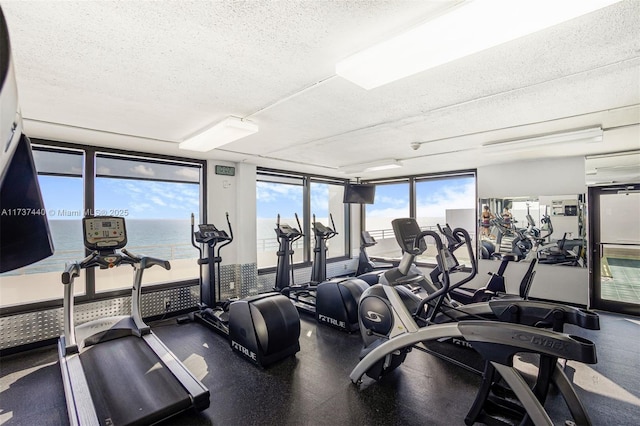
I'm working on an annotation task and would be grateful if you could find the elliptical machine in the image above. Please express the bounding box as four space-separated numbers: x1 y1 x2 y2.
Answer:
310 214 338 284
191 213 300 367
351 218 600 425
434 223 537 304
356 231 377 275
274 213 368 332
355 231 393 285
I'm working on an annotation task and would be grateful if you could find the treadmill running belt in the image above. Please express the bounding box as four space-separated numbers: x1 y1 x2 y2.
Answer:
79 335 192 425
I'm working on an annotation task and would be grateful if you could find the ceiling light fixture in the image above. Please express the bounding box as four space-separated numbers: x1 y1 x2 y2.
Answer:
179 116 258 152
482 127 603 152
339 159 403 174
336 0 621 90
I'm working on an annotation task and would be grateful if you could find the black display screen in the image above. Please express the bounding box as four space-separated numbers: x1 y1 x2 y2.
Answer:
343 183 375 204
0 135 54 272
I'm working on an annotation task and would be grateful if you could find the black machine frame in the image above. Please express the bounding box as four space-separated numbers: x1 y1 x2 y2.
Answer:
190 213 301 366
59 216 210 426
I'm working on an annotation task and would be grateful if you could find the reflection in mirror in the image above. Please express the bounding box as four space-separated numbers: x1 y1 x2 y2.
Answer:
478 195 586 267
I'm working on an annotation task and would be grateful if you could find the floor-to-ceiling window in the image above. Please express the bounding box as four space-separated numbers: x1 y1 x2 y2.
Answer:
363 180 410 259
0 141 205 312
256 170 349 271
0 147 85 307
256 174 305 269
364 171 476 264
415 174 476 262
94 154 203 292
310 180 347 259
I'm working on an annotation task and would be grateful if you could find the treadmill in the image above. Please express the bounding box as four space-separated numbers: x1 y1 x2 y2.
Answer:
59 216 209 426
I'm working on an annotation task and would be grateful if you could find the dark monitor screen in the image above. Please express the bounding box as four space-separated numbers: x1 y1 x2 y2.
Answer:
343 183 375 204
0 134 54 272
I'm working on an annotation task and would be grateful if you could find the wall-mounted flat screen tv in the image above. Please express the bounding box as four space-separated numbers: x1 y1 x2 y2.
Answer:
343 183 375 204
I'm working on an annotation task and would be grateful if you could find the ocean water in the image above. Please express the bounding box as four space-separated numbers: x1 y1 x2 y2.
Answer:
5 216 454 276
4 219 197 275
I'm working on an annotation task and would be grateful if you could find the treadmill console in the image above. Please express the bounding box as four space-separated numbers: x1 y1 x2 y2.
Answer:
391 218 426 255
83 216 127 251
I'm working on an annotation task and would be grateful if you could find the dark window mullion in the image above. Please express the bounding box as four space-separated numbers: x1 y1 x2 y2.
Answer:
303 176 311 263
84 148 96 298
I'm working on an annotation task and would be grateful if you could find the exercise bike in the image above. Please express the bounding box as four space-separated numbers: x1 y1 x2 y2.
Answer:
191 213 300 367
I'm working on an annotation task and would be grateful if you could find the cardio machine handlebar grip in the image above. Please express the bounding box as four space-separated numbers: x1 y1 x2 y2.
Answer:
62 262 81 285
140 256 171 271
121 248 141 262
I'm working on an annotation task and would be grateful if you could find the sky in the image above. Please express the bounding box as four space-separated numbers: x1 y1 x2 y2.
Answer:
364 177 475 219
255 181 339 220
39 175 199 220
41 173 475 227
257 176 476 227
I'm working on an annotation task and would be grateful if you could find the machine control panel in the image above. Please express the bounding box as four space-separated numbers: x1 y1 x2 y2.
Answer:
278 224 301 238
313 222 334 236
196 224 231 242
83 216 127 250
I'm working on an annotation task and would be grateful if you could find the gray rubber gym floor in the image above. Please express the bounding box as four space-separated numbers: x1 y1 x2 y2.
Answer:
1 311 638 425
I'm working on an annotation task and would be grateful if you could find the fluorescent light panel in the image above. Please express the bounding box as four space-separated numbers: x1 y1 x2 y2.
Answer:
482 127 603 152
336 0 622 89
179 116 258 152
339 159 403 174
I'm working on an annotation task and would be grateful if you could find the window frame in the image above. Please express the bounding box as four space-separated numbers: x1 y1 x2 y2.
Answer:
0 139 207 316
257 168 351 274
363 170 477 267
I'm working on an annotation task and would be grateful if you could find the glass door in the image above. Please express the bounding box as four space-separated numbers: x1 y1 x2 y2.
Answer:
589 184 640 315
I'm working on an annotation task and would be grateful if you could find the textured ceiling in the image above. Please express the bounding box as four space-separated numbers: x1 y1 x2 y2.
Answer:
2 0 639 179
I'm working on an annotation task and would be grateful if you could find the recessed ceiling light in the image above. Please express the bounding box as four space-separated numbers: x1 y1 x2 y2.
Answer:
179 116 258 152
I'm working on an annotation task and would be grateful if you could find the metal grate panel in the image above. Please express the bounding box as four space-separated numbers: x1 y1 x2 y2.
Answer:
1 286 199 350
258 258 357 289
1 261 278 350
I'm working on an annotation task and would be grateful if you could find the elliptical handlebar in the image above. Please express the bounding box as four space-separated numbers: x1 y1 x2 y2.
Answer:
449 227 478 289
329 213 338 237
294 213 304 237
219 212 234 250
437 223 462 251
412 230 450 322
312 213 338 240
190 212 203 254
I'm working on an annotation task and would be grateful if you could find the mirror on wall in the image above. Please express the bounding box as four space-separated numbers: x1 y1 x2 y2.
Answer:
478 195 586 267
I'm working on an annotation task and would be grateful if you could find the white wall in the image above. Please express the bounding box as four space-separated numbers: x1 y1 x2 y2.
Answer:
206 161 257 266
478 156 586 197
477 156 589 305
350 204 361 258
445 208 476 234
